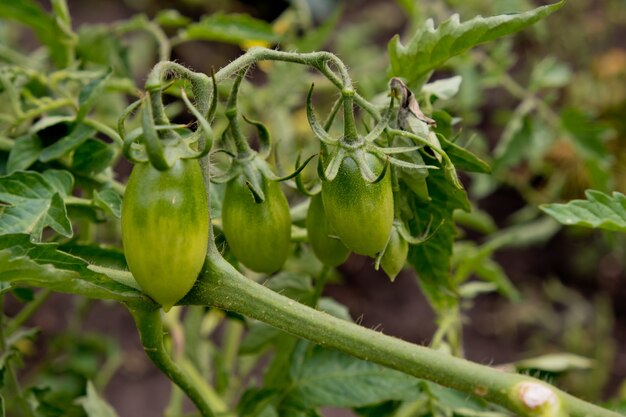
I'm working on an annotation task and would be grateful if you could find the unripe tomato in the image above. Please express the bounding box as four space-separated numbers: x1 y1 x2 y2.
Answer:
380 223 408 281
306 193 350 267
122 159 209 311
321 154 393 257
222 174 291 274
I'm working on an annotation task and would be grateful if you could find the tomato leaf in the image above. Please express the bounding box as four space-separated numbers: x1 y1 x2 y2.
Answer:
283 345 421 409
72 139 115 176
75 381 120 417
407 161 470 310
39 123 95 163
0 170 74 240
0 234 149 306
439 136 491 174
178 13 279 45
76 71 112 122
388 1 565 86
540 190 626 232
6 134 43 174
93 188 122 219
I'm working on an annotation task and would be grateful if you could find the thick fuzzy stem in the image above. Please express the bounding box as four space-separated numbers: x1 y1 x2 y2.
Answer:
181 249 624 417
128 307 216 417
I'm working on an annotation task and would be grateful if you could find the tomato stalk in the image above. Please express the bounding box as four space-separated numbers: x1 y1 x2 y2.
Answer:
128 307 218 417
178 248 623 417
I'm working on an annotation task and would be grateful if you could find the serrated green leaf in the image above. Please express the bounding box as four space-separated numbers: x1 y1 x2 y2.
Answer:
407 161 470 310
72 140 115 176
58 241 126 270
541 190 626 232
93 188 122 219
42 169 74 196
77 71 112 122
284 346 421 409
0 234 149 306
423 382 499 416
6 134 43 173
237 388 280 417
75 381 119 417
39 123 95 163
0 170 73 239
388 1 564 86
440 136 491 174
180 13 279 44
240 321 282 355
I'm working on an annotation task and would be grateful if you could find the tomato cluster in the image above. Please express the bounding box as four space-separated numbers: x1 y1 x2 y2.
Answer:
120 79 413 311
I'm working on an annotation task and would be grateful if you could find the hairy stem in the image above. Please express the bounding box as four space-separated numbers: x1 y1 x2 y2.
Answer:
128 307 216 417
181 249 624 417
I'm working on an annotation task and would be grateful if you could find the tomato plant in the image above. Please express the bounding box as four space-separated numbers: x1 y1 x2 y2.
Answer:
0 1 624 417
122 159 209 311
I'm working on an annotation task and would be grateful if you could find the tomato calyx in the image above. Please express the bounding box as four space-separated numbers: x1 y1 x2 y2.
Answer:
119 72 217 171
306 83 437 186
374 217 444 280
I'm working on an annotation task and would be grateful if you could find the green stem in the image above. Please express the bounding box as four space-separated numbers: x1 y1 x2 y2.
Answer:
6 289 52 336
212 47 352 92
181 249 624 417
11 98 75 128
224 69 252 156
128 306 216 417
342 92 359 144
312 266 329 307
222 319 244 403
0 296 35 417
83 118 123 147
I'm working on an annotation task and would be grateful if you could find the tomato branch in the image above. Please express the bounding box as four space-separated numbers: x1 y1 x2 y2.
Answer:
180 249 624 417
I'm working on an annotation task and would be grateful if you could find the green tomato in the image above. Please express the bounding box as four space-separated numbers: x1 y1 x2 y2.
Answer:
122 159 209 311
321 154 393 257
380 223 409 281
222 174 291 274
306 193 350 267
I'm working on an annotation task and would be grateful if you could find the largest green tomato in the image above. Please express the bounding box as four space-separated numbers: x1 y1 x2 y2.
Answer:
222 175 291 274
122 159 209 311
321 154 393 258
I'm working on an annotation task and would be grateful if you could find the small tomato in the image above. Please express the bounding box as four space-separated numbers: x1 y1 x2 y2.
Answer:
222 175 291 274
321 154 393 257
306 193 350 267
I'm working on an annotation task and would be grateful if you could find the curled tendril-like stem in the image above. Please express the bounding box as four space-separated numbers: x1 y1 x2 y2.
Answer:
306 84 339 145
141 95 170 171
242 114 272 159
